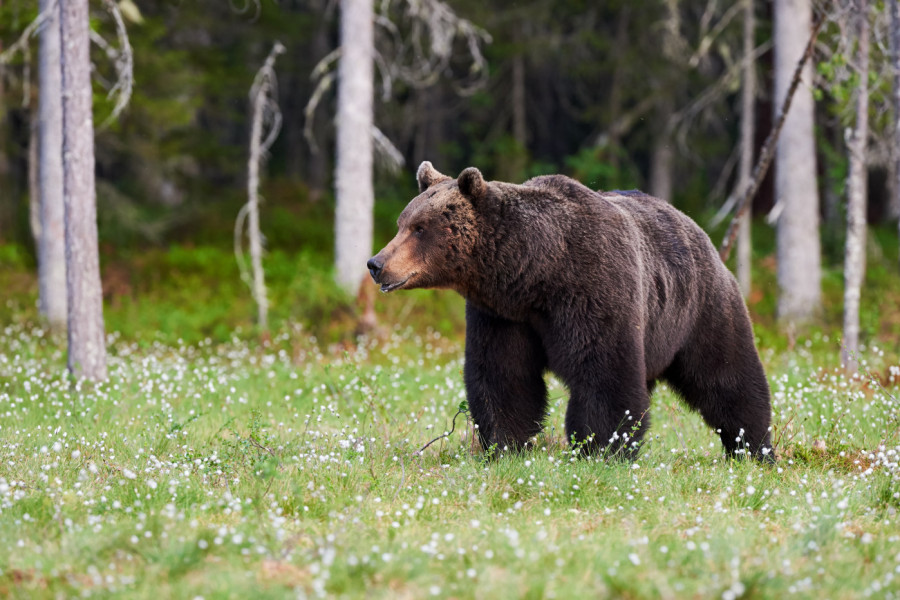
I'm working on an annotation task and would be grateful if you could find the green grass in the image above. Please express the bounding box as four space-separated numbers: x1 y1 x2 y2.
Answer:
1 237 900 598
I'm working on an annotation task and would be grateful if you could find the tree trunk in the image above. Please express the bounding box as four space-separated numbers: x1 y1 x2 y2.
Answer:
245 44 283 333
736 0 756 299
38 0 68 330
0 0 10 244
509 53 528 180
334 0 374 296
649 97 674 203
307 0 332 202
842 0 870 373
28 105 40 244
512 55 527 151
774 0 821 324
60 0 107 380
891 0 900 265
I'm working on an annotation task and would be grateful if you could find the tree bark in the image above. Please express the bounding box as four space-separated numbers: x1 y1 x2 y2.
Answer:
842 0 870 373
38 0 68 330
245 44 283 332
774 0 821 324
512 55 527 151
307 0 332 202
28 104 40 245
0 0 11 244
506 53 529 180
891 0 900 265
736 0 756 299
649 97 674 203
334 0 374 296
60 0 107 380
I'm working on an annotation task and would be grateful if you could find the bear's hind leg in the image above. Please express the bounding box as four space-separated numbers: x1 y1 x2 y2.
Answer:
664 308 773 460
464 303 548 452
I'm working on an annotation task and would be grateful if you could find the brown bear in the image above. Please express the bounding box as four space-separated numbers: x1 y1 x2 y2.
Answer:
368 162 773 460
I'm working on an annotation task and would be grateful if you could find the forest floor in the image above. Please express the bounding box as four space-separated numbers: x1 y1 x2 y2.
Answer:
1 240 900 598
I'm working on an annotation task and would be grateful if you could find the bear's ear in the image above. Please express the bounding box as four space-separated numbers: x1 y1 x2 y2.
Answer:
416 161 450 193
457 167 486 200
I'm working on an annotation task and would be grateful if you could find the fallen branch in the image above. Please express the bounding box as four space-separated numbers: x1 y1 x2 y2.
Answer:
719 13 825 262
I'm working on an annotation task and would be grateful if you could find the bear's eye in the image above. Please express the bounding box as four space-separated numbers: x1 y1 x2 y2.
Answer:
413 226 425 238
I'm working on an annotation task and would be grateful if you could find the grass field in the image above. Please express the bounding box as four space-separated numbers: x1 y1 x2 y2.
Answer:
1 243 900 598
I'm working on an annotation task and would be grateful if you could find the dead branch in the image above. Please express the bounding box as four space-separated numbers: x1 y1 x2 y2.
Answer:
0 0 57 66
719 14 826 263
415 406 468 455
372 125 405 173
303 48 341 153
99 0 134 127
236 41 285 331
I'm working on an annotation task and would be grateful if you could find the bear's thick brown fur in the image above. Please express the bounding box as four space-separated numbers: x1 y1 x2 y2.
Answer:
368 162 773 459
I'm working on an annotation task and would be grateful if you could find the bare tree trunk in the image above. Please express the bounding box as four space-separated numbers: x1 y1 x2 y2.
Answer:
60 0 107 380
248 93 269 332
0 0 10 244
28 106 40 244
307 0 332 202
736 0 756 299
334 0 374 296
412 86 432 163
38 0 67 330
243 43 284 333
497 53 529 181
891 0 900 265
774 0 821 325
649 98 674 203
600 6 632 173
512 55 527 151
842 0 870 373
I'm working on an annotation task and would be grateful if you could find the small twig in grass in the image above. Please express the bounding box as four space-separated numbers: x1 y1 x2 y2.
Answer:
772 413 795 456
415 404 468 456
247 435 277 458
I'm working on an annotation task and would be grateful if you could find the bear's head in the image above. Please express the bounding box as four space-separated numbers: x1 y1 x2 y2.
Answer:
367 161 486 293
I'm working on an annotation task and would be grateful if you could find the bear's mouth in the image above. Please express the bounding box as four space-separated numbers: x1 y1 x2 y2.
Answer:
380 273 414 293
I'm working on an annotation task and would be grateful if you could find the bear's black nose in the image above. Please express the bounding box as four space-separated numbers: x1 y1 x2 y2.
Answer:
367 257 383 281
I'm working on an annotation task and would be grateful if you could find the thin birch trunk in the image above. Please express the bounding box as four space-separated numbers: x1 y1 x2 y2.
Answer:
244 43 284 332
334 0 374 296
60 0 107 380
38 0 67 330
248 91 269 332
774 0 821 324
842 0 870 373
736 0 756 299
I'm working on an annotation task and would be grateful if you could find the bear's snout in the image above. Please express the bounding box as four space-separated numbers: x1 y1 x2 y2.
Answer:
367 257 384 282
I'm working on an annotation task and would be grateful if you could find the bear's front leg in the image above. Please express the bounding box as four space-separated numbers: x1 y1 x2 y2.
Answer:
464 302 548 452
